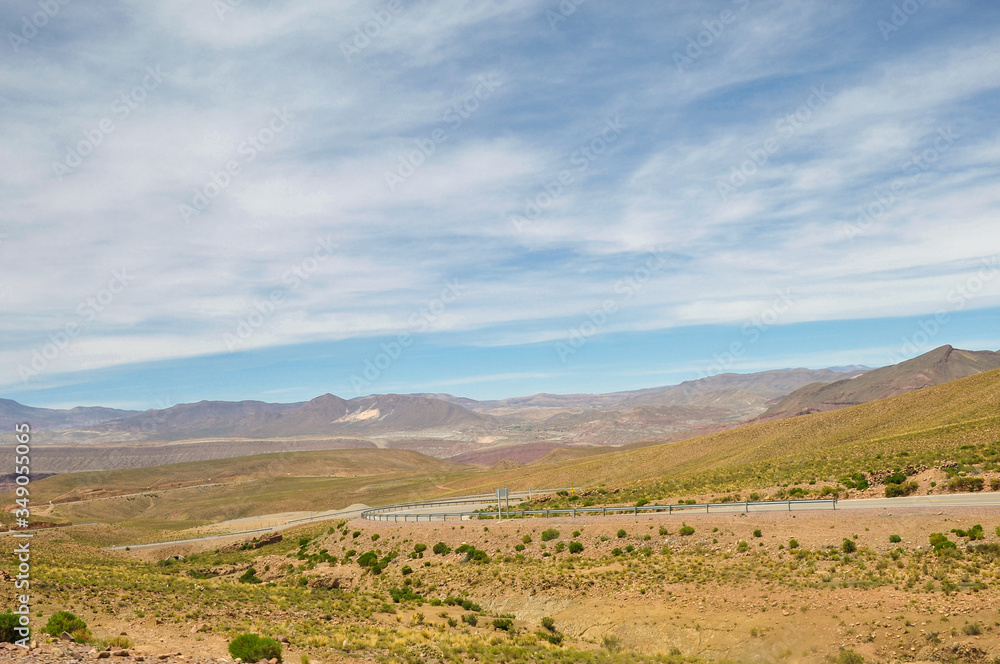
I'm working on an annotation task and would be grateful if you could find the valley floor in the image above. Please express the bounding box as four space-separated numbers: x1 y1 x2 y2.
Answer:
7 505 1000 663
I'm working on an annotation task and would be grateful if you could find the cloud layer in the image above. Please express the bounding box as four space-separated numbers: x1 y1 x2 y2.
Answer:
2 0 999 404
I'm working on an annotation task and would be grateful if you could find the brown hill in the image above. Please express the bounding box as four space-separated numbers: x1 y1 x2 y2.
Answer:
762 345 1000 419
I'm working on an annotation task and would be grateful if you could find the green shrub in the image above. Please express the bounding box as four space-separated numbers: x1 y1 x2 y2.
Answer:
401 565 413 575
885 471 907 485
228 633 283 663
238 567 262 584
43 611 87 638
455 544 489 563
752 529 762 538
788 539 799 549
389 586 423 603
611 548 623 556
885 481 919 498
963 622 983 636
679 525 695 536
737 541 749 553
413 543 427 553
616 529 627 538
492 618 514 632
841 472 870 491
357 552 379 568
841 538 857 554
462 613 478 626
929 533 956 552
948 477 984 493
432 542 451 555
541 617 556 632
635 499 649 507
541 529 560 542
835 648 864 664
0 612 24 643
568 541 584 554
951 524 985 540
889 534 902 543
522 534 532 544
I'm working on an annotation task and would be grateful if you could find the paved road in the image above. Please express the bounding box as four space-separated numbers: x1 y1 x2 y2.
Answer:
101 492 1000 550
368 492 1000 521
837 493 1000 509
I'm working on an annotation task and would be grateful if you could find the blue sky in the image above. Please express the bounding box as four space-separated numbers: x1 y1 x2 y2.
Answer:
2 1 999 409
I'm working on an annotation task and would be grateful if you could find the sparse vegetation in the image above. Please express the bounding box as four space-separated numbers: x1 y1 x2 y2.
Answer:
13 369 1000 664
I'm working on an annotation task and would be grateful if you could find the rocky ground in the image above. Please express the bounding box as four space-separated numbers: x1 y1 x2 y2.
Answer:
0 641 234 664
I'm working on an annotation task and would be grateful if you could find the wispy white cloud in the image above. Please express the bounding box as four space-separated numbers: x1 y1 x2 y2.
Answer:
1 0 999 400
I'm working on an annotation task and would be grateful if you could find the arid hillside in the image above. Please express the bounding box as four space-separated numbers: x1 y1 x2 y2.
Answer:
763 345 1000 419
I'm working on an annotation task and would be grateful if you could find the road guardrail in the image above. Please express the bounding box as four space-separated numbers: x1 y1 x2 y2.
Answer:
361 494 837 522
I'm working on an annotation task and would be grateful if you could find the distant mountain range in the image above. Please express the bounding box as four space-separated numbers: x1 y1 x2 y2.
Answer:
2 344 995 474
0 399 136 431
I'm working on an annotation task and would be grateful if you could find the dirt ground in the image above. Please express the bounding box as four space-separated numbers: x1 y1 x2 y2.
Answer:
16 502 997 664
339 505 1000 663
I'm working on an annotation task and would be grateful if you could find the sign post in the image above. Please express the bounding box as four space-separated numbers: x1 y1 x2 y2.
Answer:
495 488 510 520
